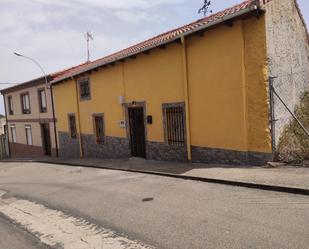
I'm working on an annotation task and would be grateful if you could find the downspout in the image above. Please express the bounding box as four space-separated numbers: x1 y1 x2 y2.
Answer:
121 62 127 116
181 36 192 161
74 79 84 158
49 85 59 157
240 21 249 159
3 94 11 158
268 77 276 160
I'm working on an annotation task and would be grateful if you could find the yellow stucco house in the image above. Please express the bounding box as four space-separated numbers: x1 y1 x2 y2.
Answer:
51 0 309 165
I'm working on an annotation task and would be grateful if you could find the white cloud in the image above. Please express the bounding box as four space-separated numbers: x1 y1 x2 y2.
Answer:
31 0 185 10
1 0 306 116
0 0 185 89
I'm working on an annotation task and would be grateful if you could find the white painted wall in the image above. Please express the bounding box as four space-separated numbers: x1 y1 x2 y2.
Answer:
263 0 309 150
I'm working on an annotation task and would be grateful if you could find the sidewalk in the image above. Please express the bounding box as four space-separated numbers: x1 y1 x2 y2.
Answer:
3 157 309 195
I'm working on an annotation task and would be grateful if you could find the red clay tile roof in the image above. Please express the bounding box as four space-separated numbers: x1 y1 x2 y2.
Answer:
0 62 88 94
51 62 89 79
52 0 261 84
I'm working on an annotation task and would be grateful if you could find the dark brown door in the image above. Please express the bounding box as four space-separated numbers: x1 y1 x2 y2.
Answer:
94 116 104 144
128 107 146 158
41 124 51 156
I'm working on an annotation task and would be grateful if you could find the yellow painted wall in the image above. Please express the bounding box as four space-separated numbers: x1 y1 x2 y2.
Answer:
53 16 271 154
78 65 125 137
187 21 248 151
123 43 184 142
187 18 271 153
243 17 272 153
53 79 78 133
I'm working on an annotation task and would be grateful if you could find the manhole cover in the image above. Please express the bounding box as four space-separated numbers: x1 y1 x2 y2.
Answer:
142 197 154 202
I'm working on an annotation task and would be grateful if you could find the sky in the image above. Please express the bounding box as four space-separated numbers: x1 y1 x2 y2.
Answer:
0 0 308 115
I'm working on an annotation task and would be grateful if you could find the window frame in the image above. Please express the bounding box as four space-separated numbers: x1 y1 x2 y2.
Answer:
78 77 91 101
93 113 105 144
20 92 31 114
162 102 186 146
8 95 14 115
25 125 33 145
68 113 77 139
10 125 17 143
38 88 47 113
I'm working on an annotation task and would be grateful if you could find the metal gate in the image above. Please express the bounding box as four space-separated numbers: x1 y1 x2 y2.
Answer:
0 134 9 158
269 76 309 156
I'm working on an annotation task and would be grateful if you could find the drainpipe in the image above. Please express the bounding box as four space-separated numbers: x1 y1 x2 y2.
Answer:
181 36 192 161
268 77 276 160
3 95 11 158
49 85 59 157
240 21 249 158
74 78 84 158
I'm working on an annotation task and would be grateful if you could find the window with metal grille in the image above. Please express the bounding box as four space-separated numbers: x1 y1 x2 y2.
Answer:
93 115 104 144
163 103 185 146
68 114 77 139
79 78 90 100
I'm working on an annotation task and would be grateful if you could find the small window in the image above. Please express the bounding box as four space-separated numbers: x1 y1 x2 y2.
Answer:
79 78 90 100
163 103 186 146
25 125 33 145
8 96 14 115
21 93 31 114
93 115 105 144
38 89 47 113
68 114 77 139
10 125 17 143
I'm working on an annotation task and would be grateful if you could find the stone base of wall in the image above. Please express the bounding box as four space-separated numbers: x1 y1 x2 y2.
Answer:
192 146 272 166
81 134 130 159
58 132 80 158
10 142 44 158
248 151 273 166
51 149 57 157
146 141 187 162
58 132 272 165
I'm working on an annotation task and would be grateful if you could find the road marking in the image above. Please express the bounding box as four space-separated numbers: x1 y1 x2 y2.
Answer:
0 194 153 249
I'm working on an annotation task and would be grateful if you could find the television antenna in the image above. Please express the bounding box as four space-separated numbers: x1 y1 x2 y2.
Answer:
85 31 94 62
198 0 212 16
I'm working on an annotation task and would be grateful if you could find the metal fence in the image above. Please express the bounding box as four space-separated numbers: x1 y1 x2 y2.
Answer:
268 72 309 161
0 134 9 158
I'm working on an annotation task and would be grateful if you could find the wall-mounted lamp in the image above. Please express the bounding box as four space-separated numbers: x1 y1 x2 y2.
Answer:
118 95 125 105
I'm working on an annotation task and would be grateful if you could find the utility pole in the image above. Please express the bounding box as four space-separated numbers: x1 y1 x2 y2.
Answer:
85 31 94 62
13 51 59 157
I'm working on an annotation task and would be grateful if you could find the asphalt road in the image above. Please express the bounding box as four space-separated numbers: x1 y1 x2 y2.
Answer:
0 162 309 249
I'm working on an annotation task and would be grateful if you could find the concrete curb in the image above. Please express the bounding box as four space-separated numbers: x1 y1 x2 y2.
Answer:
40 160 309 196
2 159 309 196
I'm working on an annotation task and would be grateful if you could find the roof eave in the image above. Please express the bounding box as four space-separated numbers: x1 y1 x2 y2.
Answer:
52 3 261 85
0 75 52 95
